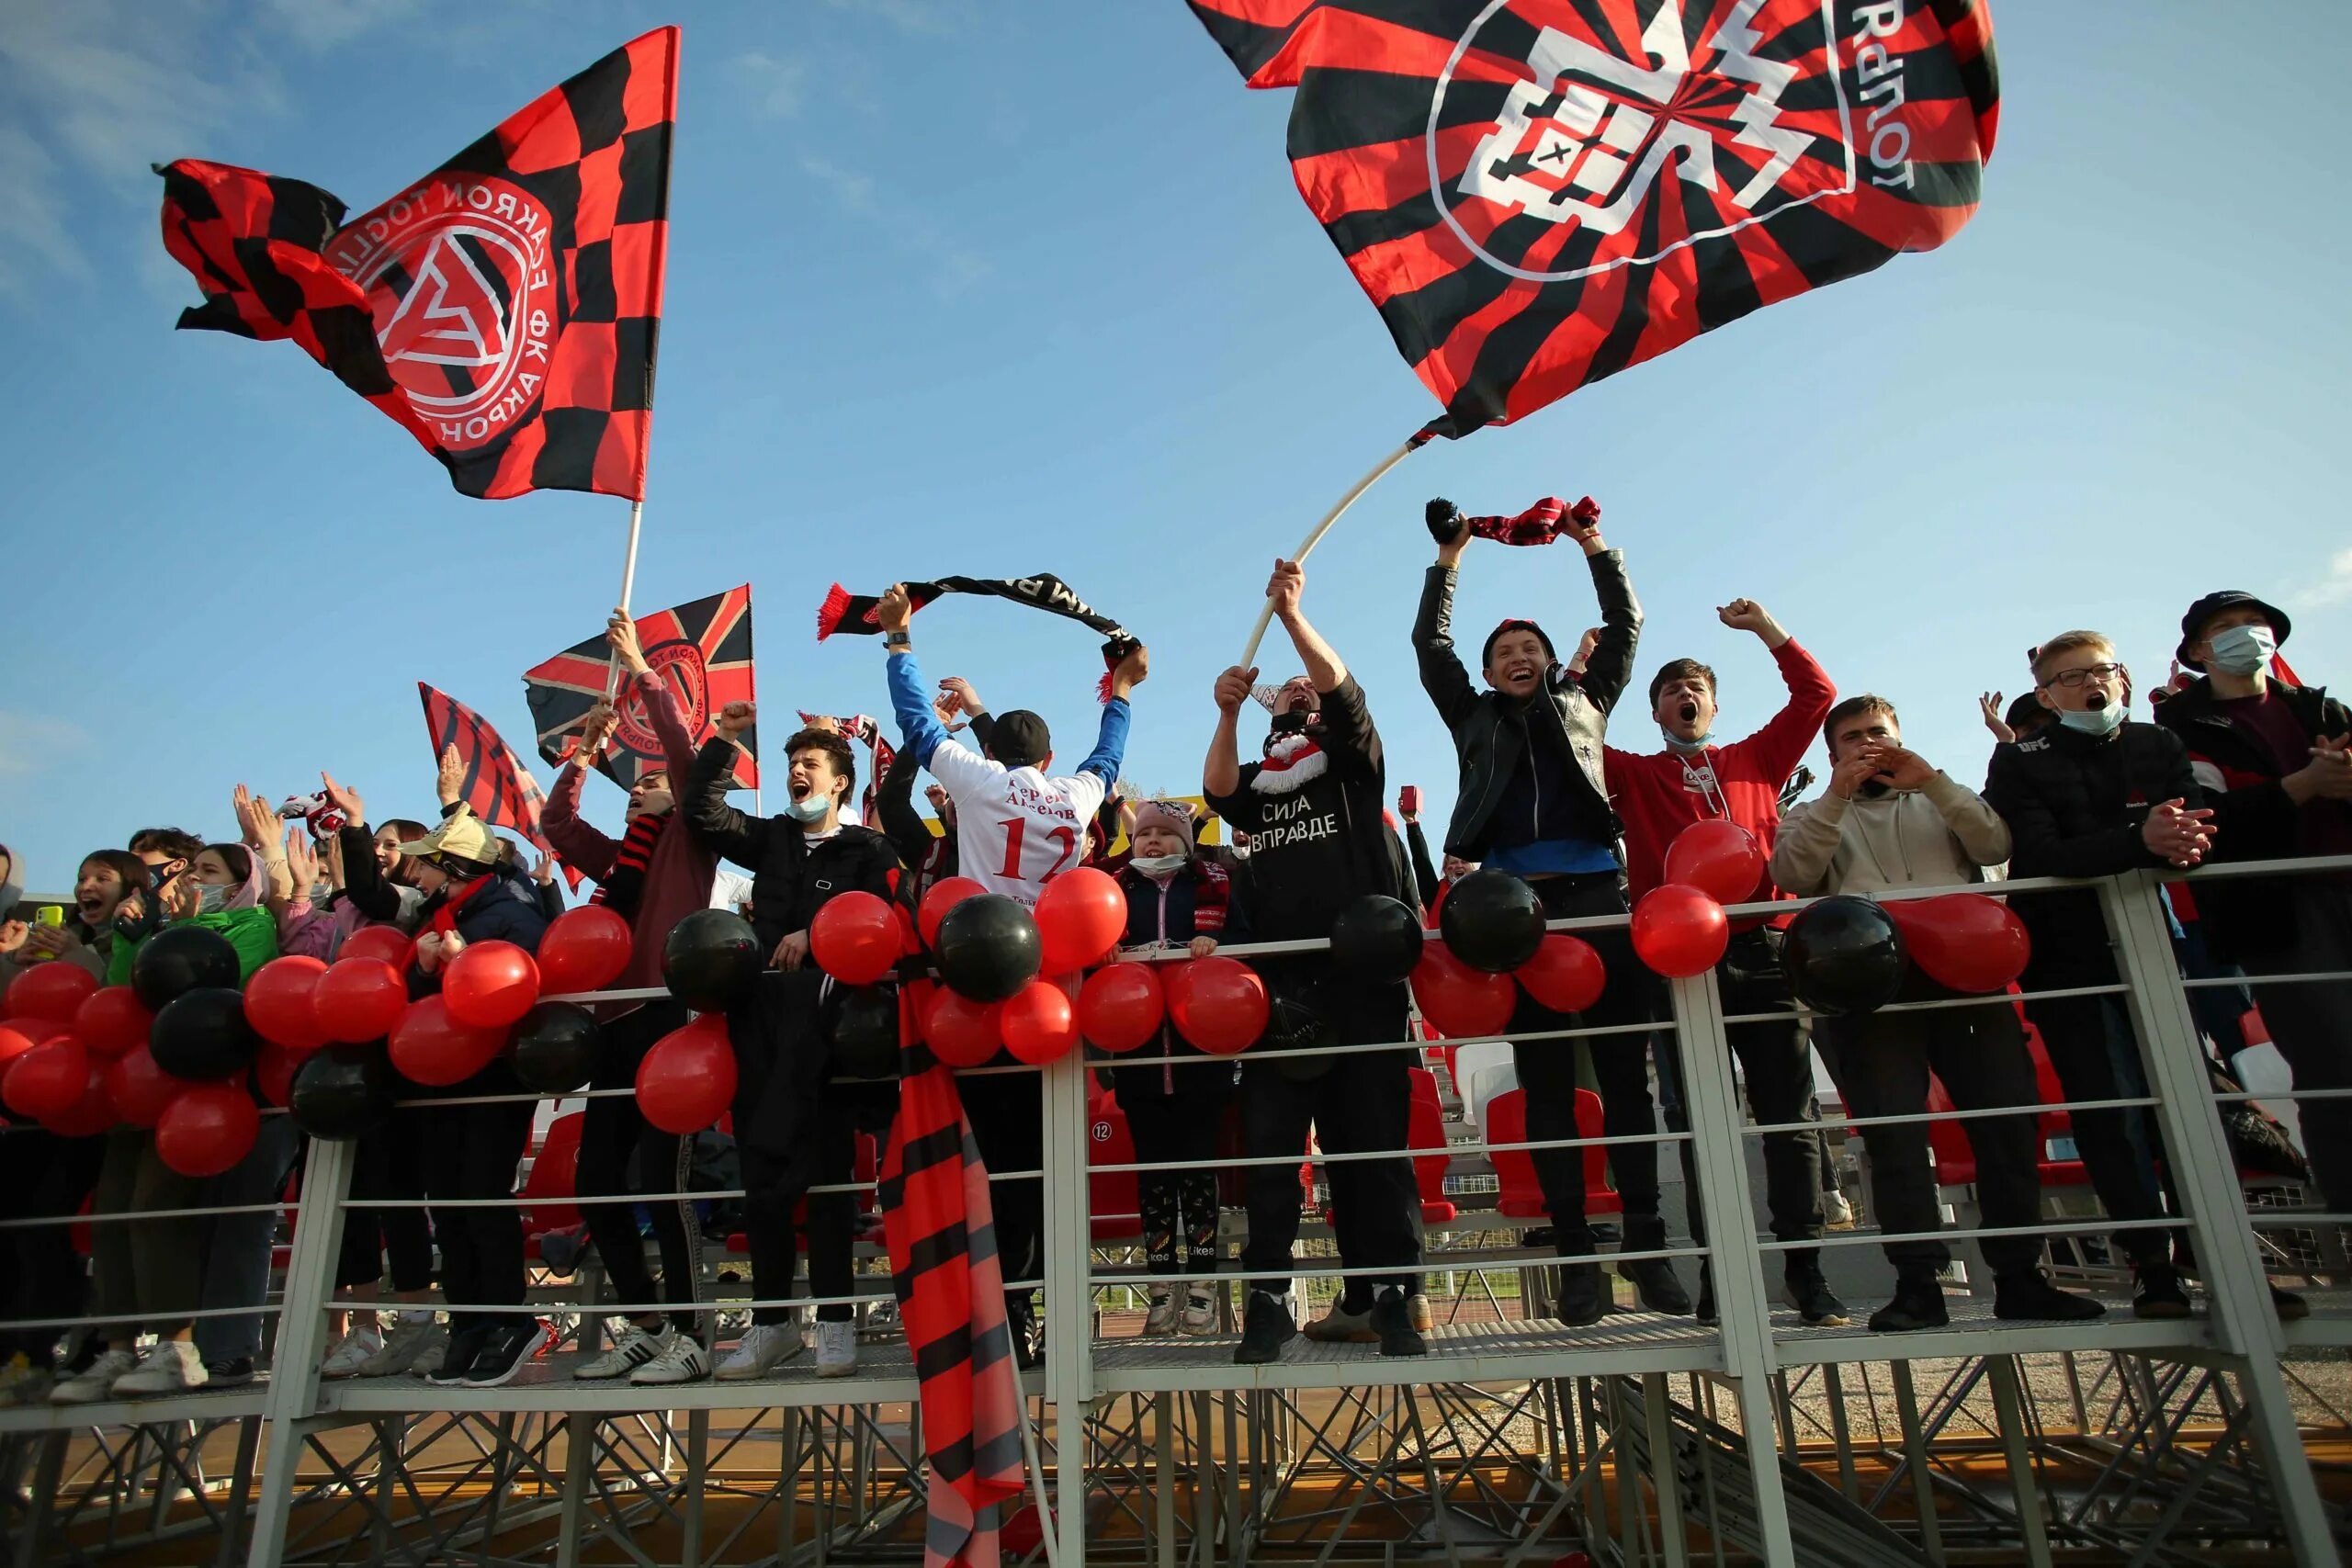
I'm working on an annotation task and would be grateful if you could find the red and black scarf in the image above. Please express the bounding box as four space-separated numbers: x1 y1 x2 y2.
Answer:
1426 495 1600 548
593 812 668 923
816 573 1137 702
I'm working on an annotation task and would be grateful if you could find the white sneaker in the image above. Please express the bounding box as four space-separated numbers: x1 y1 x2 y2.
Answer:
1303 1299 1378 1344
50 1348 140 1406
814 1320 857 1378
1822 1189 1857 1228
628 1332 710 1386
1180 1292 1218 1337
359 1319 445 1378
111 1340 208 1396
714 1323 803 1381
574 1323 667 1381
1143 1291 1178 1337
321 1327 384 1381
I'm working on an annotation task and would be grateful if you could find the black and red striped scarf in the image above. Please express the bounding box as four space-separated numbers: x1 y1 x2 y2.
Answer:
881 983 1024 1566
1425 494 1600 547
816 573 1136 703
593 811 668 922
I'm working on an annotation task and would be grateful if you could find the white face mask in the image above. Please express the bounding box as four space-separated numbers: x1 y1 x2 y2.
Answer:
2205 623 2276 677
196 882 235 915
2058 698 2126 737
786 794 831 825
1130 852 1187 876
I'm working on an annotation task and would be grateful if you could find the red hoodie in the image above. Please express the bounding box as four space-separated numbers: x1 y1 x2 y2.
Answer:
1603 640 1835 907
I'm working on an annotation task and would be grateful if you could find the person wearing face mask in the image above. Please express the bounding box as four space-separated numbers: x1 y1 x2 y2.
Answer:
1775 697 2104 1330
1105 799 1231 1336
1415 499 1690 1326
687 712 902 1381
1206 558 1427 1365
1983 631 2231 1319
114 827 205 945
535 609 721 1388
2155 592 2352 1219
1601 599 1842 1326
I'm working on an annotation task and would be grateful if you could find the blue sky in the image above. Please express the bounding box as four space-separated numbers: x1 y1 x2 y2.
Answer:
2 0 2346 892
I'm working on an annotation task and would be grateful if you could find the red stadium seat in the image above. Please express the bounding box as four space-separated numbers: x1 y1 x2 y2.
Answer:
1407 1067 1458 1224
1088 1097 1144 1245
1486 1087 1620 1222
522 1111 584 1237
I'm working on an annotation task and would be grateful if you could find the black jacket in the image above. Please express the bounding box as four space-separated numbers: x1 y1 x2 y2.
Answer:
407 864 551 998
2153 677 2350 958
1982 720 2199 984
1413 550 1640 860
684 736 900 951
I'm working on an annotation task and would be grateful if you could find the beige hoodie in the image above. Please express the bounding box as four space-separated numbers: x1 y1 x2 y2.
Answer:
1772 773 2010 897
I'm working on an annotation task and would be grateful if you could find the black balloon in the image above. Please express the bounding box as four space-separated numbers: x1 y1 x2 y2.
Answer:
1329 895 1425 985
288 1043 391 1140
831 986 900 1079
1438 870 1546 974
663 908 763 1011
510 1001 599 1093
131 925 242 1011
1781 897 1909 1017
933 894 1041 1002
149 987 262 1080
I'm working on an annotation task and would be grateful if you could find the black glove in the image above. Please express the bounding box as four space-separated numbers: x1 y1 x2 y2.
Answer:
1425 498 1465 547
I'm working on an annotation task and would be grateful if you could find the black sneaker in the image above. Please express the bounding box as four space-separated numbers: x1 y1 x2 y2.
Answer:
1869 1269 1949 1332
204 1357 256 1388
429 1325 491 1386
1555 1262 1610 1326
2271 1282 2311 1321
1370 1288 1427 1358
461 1321 551 1389
1694 1265 1718 1326
1620 1258 1690 1315
1786 1267 1850 1327
2132 1263 2193 1320
1234 1291 1297 1366
1995 1269 2105 1323
1007 1297 1045 1372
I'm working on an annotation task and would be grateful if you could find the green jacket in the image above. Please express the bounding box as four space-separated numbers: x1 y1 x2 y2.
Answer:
107 907 279 987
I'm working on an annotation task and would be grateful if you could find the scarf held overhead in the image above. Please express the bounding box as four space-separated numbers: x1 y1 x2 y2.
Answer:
817 574 1137 702
1425 496 1600 549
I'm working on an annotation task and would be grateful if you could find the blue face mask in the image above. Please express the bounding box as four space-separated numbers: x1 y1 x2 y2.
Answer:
195 882 235 914
2204 623 2276 677
786 794 831 825
2058 700 2126 737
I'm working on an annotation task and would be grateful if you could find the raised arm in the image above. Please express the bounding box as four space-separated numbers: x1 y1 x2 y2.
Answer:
1267 558 1343 693
1719 600 1835 788
1572 510 1642 712
683 705 768 870
1204 666 1250 800
540 703 622 883
874 738 935 870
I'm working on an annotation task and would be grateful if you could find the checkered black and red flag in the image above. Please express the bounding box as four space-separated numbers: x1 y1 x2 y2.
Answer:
419 682 576 885
523 586 758 792
1186 2 1996 435
158 27 677 499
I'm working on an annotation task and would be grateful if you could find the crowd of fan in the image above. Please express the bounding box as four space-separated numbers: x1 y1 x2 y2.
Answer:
2 508 2346 1404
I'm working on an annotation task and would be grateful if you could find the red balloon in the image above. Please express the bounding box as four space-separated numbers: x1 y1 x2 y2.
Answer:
107 1046 184 1127
5 1038 92 1121
636 1015 737 1134
254 1040 303 1107
314 959 408 1045
1517 934 1608 1014
155 1083 260 1178
1001 980 1079 1064
1035 867 1126 976
1631 885 1730 978
74 987 153 1060
810 892 902 987
244 956 328 1052
0 1016 63 1071
1164 957 1269 1056
1885 894 2030 994
389 996 508 1087
1411 947 1516 1039
43 1059 115 1137
918 877 986 948
337 925 414 970
443 941 540 1029
923 989 1002 1068
536 906 634 994
893 902 921 958
6 961 97 1023
1078 963 1165 1053
1663 819 1767 907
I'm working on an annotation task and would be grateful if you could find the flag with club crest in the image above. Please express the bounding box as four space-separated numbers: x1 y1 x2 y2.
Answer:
524 586 758 791
157 27 677 498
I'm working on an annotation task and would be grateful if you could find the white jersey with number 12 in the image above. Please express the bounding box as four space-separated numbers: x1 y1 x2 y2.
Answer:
923 740 1107 908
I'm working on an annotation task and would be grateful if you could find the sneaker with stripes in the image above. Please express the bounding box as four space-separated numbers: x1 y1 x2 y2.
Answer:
573 1323 669 1381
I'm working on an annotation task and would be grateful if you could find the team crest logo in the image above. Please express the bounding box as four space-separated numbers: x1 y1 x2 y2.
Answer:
327 174 556 450
613 639 711 759
1437 0 1849 281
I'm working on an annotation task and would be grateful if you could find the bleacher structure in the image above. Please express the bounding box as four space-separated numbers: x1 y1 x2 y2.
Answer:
3 860 2348 1564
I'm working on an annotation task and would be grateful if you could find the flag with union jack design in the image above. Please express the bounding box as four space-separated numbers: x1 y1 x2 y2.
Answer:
524 586 758 792
157 27 676 499
418 682 576 886
1186 1 1996 435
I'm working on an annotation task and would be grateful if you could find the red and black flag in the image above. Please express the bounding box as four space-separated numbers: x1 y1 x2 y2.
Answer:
1186 2 1997 434
880 994 1026 1567
418 682 573 882
158 27 677 499
524 586 758 791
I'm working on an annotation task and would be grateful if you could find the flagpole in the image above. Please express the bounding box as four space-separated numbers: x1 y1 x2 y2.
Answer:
1237 436 1420 669
603 498 648 701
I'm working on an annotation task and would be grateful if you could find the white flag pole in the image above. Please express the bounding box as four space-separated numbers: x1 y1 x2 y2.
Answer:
603 498 648 701
1237 436 1422 669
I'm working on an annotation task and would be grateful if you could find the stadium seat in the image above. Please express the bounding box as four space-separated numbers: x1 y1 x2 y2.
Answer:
1486 1087 1620 1222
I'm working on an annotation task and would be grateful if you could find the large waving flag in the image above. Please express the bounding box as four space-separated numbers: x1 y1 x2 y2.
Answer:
157 27 677 499
1187 1 1997 434
418 683 573 884
524 586 758 791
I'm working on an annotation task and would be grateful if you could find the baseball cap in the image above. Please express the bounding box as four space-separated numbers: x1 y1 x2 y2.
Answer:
2177 591 2291 671
395 807 498 871
985 710 1053 770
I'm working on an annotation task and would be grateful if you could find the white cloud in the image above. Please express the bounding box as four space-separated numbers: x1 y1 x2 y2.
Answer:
798 151 876 212
0 126 85 299
256 0 425 51
797 152 988 299
734 50 809 118
2292 547 2352 610
0 713 91 777
820 0 974 36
